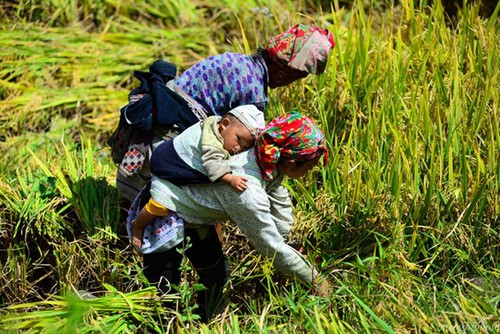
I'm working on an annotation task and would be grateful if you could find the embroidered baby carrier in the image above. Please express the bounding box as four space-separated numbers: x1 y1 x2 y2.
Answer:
126 182 184 253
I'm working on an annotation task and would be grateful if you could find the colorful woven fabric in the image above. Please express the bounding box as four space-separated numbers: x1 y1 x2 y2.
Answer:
119 144 147 177
255 111 328 180
126 185 184 254
265 24 335 74
173 52 268 116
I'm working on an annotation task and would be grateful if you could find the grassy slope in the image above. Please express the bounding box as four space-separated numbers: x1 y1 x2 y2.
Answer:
0 0 498 333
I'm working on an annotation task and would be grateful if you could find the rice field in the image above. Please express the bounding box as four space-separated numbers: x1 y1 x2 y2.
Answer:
0 0 499 333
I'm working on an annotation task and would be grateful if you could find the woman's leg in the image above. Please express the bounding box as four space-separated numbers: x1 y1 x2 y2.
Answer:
142 225 228 322
184 226 228 322
142 247 183 294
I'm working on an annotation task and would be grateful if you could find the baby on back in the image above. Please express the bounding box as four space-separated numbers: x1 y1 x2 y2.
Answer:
130 105 265 249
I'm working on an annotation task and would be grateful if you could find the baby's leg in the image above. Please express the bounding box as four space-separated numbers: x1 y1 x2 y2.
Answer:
130 207 158 249
131 220 145 248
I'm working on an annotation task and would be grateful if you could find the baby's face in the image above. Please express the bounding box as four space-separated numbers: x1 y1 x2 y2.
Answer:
220 121 254 155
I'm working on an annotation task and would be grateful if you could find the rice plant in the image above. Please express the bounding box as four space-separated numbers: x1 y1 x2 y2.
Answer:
1 0 499 332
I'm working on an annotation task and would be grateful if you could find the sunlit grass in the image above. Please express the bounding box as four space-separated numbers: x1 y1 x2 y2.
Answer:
1 0 499 332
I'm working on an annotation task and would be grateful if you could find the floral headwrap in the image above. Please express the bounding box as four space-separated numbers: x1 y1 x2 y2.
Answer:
255 111 328 180
265 24 335 74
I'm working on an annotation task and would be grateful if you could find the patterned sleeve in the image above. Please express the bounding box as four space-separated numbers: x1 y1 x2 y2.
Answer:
267 184 294 239
218 183 318 283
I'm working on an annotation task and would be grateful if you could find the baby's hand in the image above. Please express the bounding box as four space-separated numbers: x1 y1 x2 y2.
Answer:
230 175 248 192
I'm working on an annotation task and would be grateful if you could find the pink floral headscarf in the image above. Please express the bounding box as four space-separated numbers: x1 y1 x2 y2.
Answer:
265 24 335 74
255 111 328 180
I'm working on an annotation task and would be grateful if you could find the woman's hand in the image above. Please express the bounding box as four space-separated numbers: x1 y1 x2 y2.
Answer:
313 277 331 298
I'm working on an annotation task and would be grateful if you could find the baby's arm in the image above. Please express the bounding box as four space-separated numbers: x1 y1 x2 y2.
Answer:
200 117 249 191
201 119 232 182
220 173 248 191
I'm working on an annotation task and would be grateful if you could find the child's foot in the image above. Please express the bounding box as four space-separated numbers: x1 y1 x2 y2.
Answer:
130 220 143 249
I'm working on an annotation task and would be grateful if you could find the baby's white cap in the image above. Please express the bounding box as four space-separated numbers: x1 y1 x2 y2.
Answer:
228 105 265 136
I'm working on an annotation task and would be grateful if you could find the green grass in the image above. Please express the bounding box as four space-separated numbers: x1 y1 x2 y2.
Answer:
1 0 499 332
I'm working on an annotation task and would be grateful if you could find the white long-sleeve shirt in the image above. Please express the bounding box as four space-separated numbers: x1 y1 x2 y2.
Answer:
151 137 319 283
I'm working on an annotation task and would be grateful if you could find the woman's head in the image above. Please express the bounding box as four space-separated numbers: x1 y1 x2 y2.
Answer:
276 155 322 179
255 111 328 180
263 24 335 88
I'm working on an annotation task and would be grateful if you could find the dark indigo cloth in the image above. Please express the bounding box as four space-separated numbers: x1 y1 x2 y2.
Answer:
149 139 210 186
125 60 202 131
143 226 228 322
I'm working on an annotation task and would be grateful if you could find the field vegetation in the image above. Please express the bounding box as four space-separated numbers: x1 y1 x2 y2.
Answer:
0 0 499 332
